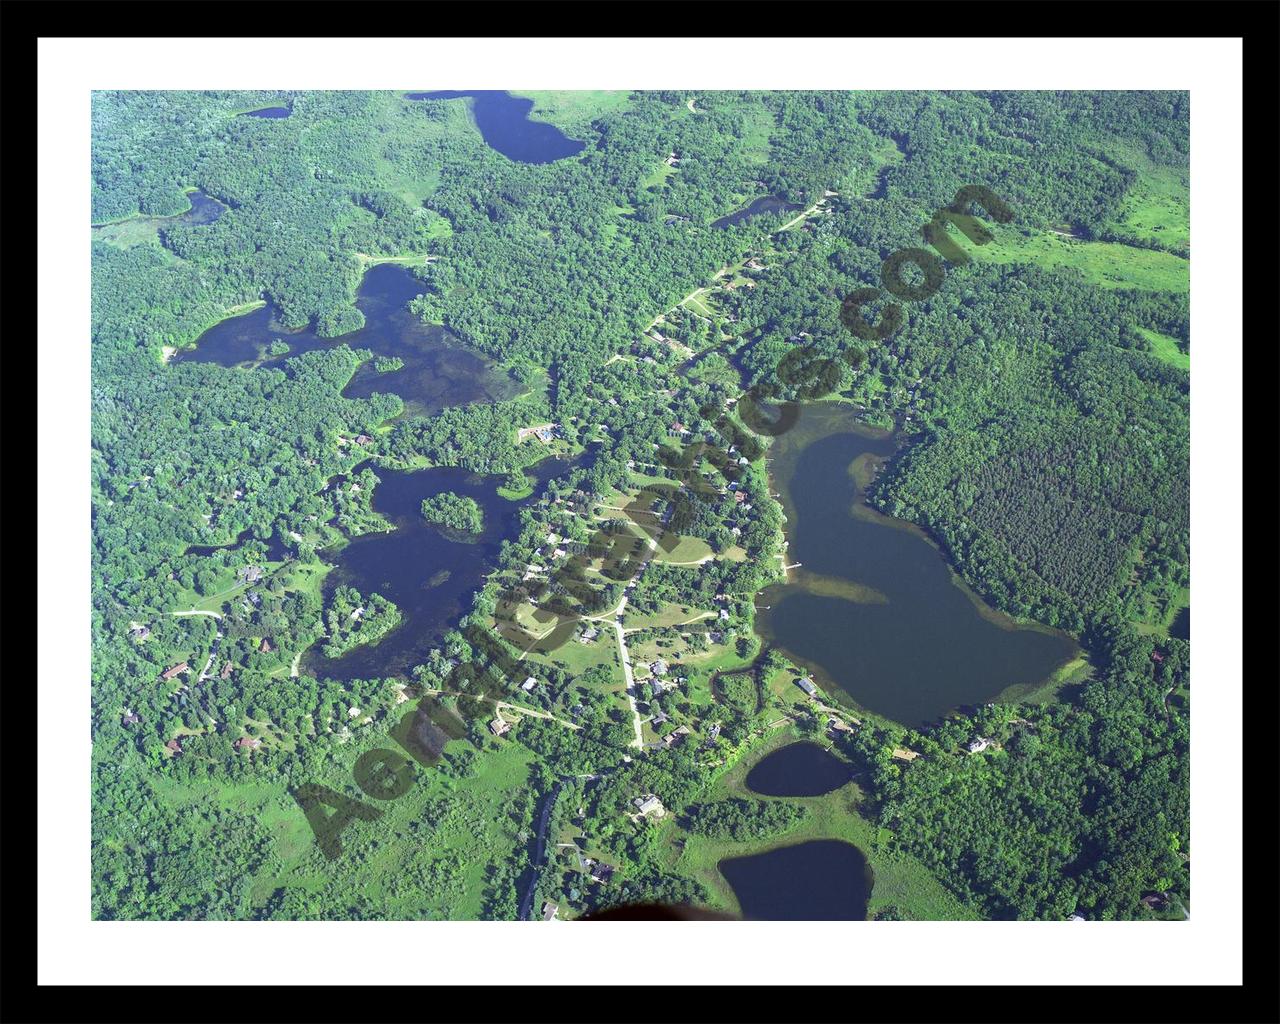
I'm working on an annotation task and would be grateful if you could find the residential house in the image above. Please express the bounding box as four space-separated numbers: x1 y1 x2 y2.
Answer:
591 863 615 885
633 794 666 818
541 901 559 922
489 718 512 738
664 725 692 748
165 738 183 755
522 677 538 692
795 677 818 696
966 737 993 754
161 662 190 681
235 736 262 751
259 638 274 654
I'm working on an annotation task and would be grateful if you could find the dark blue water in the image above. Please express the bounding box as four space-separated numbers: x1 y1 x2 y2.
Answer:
756 404 1078 728
745 742 854 797
174 264 520 419
719 840 872 920
406 91 585 164
304 456 573 682
179 189 228 224
712 195 803 229
93 188 226 231
242 106 291 119
1169 606 1189 641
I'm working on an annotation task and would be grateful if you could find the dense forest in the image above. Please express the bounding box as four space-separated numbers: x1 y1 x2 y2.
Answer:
91 89 1189 923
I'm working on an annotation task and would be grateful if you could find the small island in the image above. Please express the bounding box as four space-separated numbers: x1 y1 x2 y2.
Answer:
267 339 290 356
373 355 405 372
420 491 484 537
496 470 533 501
322 586 401 658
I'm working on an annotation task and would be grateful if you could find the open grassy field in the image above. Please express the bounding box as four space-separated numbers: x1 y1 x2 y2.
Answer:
1103 142 1190 255
959 223 1189 292
516 90 634 132
146 727 537 920
651 536 714 564
640 160 678 191
1135 326 1190 371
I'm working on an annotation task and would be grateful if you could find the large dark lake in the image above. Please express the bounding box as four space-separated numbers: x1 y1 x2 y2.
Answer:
406 91 585 164
174 264 520 419
719 840 872 920
305 456 572 682
755 403 1077 728
745 741 854 798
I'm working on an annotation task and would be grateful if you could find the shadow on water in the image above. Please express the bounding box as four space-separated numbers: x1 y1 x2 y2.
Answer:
755 403 1078 729
304 455 575 683
174 264 521 419
719 840 872 920
406 91 585 164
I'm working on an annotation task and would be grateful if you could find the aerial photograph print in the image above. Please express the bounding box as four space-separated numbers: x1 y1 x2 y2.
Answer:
90 86 1193 926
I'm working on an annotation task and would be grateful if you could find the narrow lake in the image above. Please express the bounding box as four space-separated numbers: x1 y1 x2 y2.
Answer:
174 264 521 418
241 106 291 119
719 840 872 920
755 403 1078 728
744 741 855 798
304 456 572 683
406 91 585 164
712 195 803 229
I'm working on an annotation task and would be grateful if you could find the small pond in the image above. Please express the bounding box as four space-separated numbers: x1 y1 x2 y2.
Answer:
744 741 855 798
719 840 872 920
